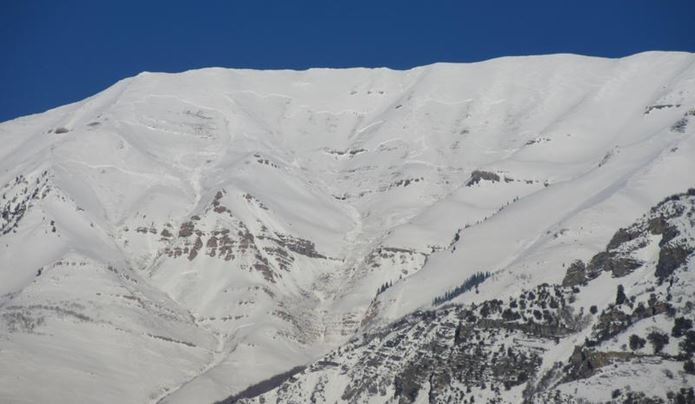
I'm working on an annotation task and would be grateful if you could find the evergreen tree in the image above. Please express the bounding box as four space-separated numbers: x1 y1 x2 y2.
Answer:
615 284 627 305
629 334 646 351
433 271 491 305
647 330 669 354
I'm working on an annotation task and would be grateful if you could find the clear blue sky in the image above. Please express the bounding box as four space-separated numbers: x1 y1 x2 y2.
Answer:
1 0 694 122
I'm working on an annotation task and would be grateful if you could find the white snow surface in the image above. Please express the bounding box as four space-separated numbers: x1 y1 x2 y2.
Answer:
0 51 694 403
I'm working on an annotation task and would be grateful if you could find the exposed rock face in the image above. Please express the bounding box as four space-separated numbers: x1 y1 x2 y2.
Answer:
466 170 501 186
656 245 692 281
585 251 643 278
578 189 695 281
563 347 635 382
606 227 641 250
178 221 195 237
161 189 333 282
0 172 50 235
271 233 325 259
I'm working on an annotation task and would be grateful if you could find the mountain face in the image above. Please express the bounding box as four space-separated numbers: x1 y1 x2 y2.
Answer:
0 52 694 404
237 190 695 404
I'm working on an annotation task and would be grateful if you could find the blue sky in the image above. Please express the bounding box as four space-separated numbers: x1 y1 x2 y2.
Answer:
1 0 694 122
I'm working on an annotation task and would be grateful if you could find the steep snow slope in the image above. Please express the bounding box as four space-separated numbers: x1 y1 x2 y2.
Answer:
0 52 694 403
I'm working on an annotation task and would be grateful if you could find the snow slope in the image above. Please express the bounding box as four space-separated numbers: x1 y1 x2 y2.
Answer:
0 51 694 403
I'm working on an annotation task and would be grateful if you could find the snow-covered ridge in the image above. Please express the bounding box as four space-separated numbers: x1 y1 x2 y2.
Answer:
0 51 694 403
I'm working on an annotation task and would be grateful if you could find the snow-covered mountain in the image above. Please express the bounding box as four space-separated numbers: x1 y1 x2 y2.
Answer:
0 51 694 403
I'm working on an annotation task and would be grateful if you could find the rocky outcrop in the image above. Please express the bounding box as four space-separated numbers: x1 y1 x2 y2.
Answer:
569 189 695 281
563 347 635 382
561 260 586 287
656 245 693 281
466 170 501 186
0 171 51 235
